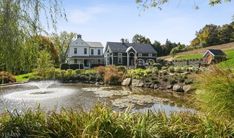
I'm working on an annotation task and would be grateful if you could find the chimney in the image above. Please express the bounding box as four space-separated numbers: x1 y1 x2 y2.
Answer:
77 34 82 39
121 38 125 44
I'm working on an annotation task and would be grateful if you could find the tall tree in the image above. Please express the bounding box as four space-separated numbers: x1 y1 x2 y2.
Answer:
132 34 151 44
0 0 65 73
51 31 76 63
152 40 162 56
190 23 234 47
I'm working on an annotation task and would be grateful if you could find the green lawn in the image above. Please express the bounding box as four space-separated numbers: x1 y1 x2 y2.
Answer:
218 50 234 68
15 73 34 82
175 53 203 60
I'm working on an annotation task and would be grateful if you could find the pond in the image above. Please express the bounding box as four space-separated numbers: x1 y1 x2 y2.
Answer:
0 81 194 114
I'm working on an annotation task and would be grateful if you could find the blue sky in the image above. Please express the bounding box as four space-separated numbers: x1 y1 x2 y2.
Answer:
54 0 234 45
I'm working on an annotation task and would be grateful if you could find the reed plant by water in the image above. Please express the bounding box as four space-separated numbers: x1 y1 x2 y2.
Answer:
195 66 234 119
0 105 233 138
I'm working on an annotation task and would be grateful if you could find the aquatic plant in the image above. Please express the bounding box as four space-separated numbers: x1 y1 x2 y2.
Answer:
0 105 233 137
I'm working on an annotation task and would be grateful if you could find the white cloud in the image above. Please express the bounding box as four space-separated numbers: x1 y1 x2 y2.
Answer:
68 6 106 24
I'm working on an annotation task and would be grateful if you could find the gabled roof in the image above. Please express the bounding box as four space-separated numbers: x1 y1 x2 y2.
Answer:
69 38 103 48
106 42 157 54
203 49 226 57
70 38 90 47
86 42 103 48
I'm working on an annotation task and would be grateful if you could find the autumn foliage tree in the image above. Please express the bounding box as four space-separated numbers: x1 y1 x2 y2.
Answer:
190 23 234 47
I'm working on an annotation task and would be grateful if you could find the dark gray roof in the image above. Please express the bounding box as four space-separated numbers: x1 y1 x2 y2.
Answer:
86 42 103 48
106 42 156 54
207 49 226 56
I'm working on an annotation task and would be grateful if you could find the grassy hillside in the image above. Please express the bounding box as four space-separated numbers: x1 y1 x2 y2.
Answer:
162 42 234 61
160 42 234 68
218 50 234 68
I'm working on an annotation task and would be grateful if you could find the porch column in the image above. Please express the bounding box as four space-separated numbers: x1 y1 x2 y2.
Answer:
127 52 129 67
112 54 114 65
134 55 137 68
105 54 108 65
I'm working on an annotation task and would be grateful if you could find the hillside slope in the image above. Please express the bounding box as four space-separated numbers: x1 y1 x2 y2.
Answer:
161 42 234 61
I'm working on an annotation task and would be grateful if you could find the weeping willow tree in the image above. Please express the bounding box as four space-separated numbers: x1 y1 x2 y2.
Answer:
136 0 232 10
0 0 66 74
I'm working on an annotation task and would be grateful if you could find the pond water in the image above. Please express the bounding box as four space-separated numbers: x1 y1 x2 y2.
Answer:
0 81 194 114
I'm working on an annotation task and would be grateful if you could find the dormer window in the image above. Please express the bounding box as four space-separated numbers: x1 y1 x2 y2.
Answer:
148 53 152 57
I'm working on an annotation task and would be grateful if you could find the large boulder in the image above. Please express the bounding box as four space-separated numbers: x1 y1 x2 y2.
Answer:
122 78 132 86
183 85 192 93
173 84 184 92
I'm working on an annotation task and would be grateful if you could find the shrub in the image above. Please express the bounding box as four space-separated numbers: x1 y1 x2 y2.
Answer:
153 63 162 69
169 77 177 85
60 63 69 70
168 66 175 73
96 66 106 76
64 69 76 79
0 71 16 84
69 64 80 70
127 68 146 79
75 69 82 74
195 67 234 119
103 66 124 85
117 66 127 73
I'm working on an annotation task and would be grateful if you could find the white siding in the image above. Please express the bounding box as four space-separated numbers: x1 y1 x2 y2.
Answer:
89 47 103 56
66 37 104 65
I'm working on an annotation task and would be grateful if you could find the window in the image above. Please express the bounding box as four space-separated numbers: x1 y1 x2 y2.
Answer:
98 59 101 64
118 53 122 64
118 53 122 57
91 49 94 55
148 53 152 57
74 59 78 64
74 48 77 54
84 48 87 54
118 57 122 64
98 49 101 55
138 53 142 57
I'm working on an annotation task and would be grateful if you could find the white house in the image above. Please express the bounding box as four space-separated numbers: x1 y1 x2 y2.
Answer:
66 34 104 69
